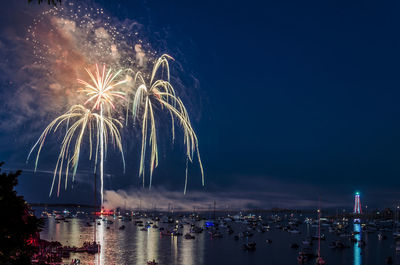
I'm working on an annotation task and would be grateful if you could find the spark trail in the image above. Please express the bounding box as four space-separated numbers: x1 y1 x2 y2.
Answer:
128 54 204 194
27 65 127 204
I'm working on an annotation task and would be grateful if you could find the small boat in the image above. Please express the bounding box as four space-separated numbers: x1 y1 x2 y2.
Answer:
184 233 195 239
147 259 158 265
312 234 326 240
302 237 312 246
78 241 100 254
160 230 172 236
190 226 203 233
242 242 256 251
55 215 65 221
378 233 387 240
357 240 366 247
316 256 326 265
209 231 223 238
298 247 314 258
172 231 183 236
297 254 307 263
290 243 299 249
331 240 347 249
395 241 400 252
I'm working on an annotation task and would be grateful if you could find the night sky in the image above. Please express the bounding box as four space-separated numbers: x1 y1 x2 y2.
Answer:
1 0 400 209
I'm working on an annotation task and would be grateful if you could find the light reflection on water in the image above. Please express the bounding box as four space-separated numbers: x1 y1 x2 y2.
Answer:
40 216 397 265
96 221 105 265
41 217 205 265
353 221 361 265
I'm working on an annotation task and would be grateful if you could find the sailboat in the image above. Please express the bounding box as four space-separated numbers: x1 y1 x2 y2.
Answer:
315 207 325 265
302 222 313 246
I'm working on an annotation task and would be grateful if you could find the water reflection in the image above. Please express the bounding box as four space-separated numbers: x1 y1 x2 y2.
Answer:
135 224 160 264
41 217 208 265
180 227 205 265
96 217 105 265
353 221 361 265
146 227 159 262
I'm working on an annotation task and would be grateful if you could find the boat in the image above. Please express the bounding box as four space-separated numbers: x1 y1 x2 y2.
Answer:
312 234 326 240
209 231 223 238
55 215 65 221
242 242 256 251
314 206 325 264
191 226 203 233
288 229 300 234
328 241 336 249
329 240 347 249
395 241 400 252
316 256 326 265
76 241 100 254
160 230 172 236
290 243 299 249
147 259 158 265
172 230 183 236
297 254 307 263
298 247 314 258
184 233 195 239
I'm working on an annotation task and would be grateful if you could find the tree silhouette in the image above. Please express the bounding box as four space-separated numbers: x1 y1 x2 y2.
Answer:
0 162 43 265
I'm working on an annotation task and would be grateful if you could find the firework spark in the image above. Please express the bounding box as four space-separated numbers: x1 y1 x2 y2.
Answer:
129 54 204 193
27 65 127 204
77 64 127 204
27 104 125 200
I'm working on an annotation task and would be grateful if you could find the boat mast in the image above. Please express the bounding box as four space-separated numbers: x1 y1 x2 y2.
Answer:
213 200 216 220
94 172 97 243
317 207 321 258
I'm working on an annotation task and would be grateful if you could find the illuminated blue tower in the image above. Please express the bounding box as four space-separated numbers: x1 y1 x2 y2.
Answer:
353 192 362 214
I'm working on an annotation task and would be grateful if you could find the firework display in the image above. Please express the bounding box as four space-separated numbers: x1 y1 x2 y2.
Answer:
128 54 204 193
25 5 204 204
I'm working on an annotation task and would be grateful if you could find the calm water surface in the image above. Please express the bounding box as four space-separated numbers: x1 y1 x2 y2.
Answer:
39 215 400 265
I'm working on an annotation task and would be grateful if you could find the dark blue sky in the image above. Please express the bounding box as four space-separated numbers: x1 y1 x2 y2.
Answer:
2 0 400 209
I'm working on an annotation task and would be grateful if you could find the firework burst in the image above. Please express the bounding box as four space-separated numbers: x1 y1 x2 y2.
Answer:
129 54 204 193
27 104 125 200
27 65 127 204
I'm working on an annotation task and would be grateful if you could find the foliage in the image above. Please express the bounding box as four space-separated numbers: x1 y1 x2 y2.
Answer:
0 162 43 265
